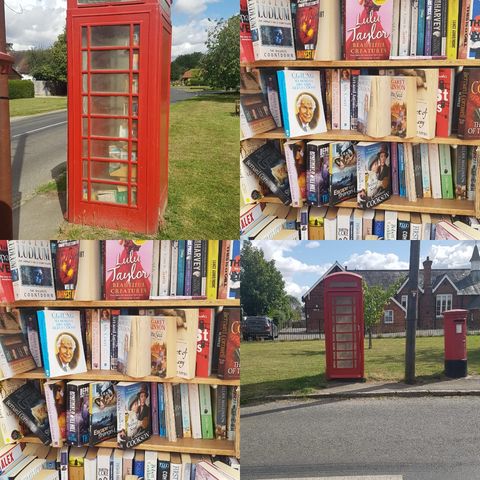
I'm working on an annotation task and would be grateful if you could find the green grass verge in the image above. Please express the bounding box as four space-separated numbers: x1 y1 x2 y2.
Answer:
10 97 67 117
241 336 480 405
58 93 239 239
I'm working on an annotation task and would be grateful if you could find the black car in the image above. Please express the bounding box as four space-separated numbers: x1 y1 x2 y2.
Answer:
242 316 278 341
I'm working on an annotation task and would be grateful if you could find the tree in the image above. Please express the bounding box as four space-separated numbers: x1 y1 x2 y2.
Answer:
363 280 403 349
170 52 204 81
201 15 240 90
286 295 302 326
240 241 288 320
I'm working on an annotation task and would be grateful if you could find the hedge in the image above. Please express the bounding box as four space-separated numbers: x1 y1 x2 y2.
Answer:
8 80 34 99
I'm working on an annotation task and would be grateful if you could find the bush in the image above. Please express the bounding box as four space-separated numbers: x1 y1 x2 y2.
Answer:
8 80 34 99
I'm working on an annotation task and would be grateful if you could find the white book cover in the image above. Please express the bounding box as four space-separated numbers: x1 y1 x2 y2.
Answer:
421 213 432 240
170 241 179 296
336 208 352 240
398 0 412 56
170 461 181 480
144 451 157 480
7 241 55 300
353 209 363 240
284 140 304 208
100 311 111 370
391 0 401 56
180 383 192 438
158 240 171 297
384 211 398 240
97 448 113 480
340 69 351 130
113 448 123 480
298 205 309 240
410 218 422 239
409 0 419 55
420 143 432 198
357 76 372 135
75 240 101 300
362 209 375 238
84 448 98 480
315 0 341 60
324 209 337 240
247 0 296 61
188 384 202 439
331 69 341 129
150 241 160 298
428 143 442 198
37 310 87 378
122 450 135 477
176 309 199 379
91 310 100 370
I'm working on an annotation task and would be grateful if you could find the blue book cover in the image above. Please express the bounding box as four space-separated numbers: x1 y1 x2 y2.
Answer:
176 240 186 295
276 70 291 137
157 383 166 438
36 310 50 377
398 144 406 197
184 241 193 296
228 240 240 300
133 456 145 477
373 216 385 238
424 0 433 55
417 0 426 54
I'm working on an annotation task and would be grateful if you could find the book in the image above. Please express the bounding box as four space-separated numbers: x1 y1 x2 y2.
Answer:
356 142 391 209
172 383 183 438
104 240 153 301
397 212 411 239
228 241 241 300
306 141 330 206
329 142 357 205
0 444 24 475
284 140 306 208
188 384 202 440
458 69 480 139
191 241 202 297
158 241 171 297
144 450 157 480
44 380 67 447
97 448 113 480
240 0 255 63
439 144 454 198
157 452 170 480
4 382 51 445
390 76 417 138
0 241 14 304
7 241 55 300
217 309 241 380
66 380 90 446
384 210 398 240
117 316 151 378
344 0 393 60
247 0 296 61
180 384 192 438
277 69 327 138
357 76 391 138
100 309 111 370
198 385 214 440
37 310 87 378
295 0 320 60
436 68 455 137
316 0 341 60
196 308 214 378
340 69 351 130
151 315 176 378
55 241 80 300
462 0 480 59
455 145 469 200
214 386 228 440
89 382 116 445
116 382 151 449
260 69 283 128
0 380 27 446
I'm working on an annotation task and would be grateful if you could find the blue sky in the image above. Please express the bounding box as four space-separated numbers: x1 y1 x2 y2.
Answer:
251 241 479 299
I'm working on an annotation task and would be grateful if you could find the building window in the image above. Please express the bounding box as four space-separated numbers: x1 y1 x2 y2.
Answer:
384 310 394 324
401 295 408 310
436 294 452 317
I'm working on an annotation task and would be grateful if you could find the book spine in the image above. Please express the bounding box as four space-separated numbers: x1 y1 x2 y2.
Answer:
439 144 454 198
0 444 23 475
184 241 193 296
398 0 412 56
410 0 419 55
457 69 471 138
198 385 214 439
467 146 478 200
110 310 119 370
246 0 260 61
456 145 468 199
172 384 183 438
331 69 340 130
151 381 159 436
285 143 301 207
398 144 406 197
227 386 239 441
176 240 186 296
276 70 291 137
424 0 434 55
206 240 219 300
170 240 178 296
157 383 166 438
100 315 111 370
215 386 228 440
217 242 231 300
191 240 202 297
417 0 426 55
91 310 100 370
391 0 401 57
440 0 449 55
306 144 318 205
420 143 432 198
340 69 350 129
6 242 19 301
158 241 171 297
188 384 202 440
428 143 442 198
397 219 411 239
180 383 192 438
66 384 78 445
350 70 360 130
36 310 51 377
200 240 208 297
431 0 442 55
44 384 61 447
391 143 399 195
458 0 472 58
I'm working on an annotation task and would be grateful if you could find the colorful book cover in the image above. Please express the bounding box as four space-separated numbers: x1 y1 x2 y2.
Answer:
217 241 231 300
240 0 255 63
4 382 51 445
176 240 186 296
247 0 296 61
284 140 307 208
215 386 228 440
191 241 202 297
44 380 67 447
217 309 241 380
89 381 117 445
306 141 330 206
277 69 327 138
18 308 42 368
344 0 392 60
0 379 27 445
228 240 241 300
356 142 391 209
206 241 219 301
116 382 151 449
0 241 14 304
196 308 214 378
390 76 416 138
37 310 87 378
198 385 214 439
179 384 191 438
416 0 426 55
329 142 357 205
295 0 320 59
7 240 55 301
104 240 153 301
66 381 90 446
55 240 80 300
436 68 454 137
458 69 480 139
151 315 176 378
157 383 166 438
467 0 480 59
439 144 454 198
184 241 193 296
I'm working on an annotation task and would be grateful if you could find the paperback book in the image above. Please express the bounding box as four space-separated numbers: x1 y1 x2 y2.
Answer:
329 142 357 205
0 241 14 304
55 241 80 300
89 381 117 445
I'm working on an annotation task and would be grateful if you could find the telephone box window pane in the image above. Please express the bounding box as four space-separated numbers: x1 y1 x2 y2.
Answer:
131 165 137 182
82 51 88 70
335 333 353 342
91 96 129 116
82 140 89 156
91 183 127 204
131 120 138 139
82 118 89 136
82 182 88 201
336 351 353 360
90 74 129 93
90 118 129 138
82 74 88 93
132 143 138 162
337 360 353 368
132 74 139 94
90 50 130 70
334 323 353 333
132 50 139 70
131 187 137 206
90 25 131 47
82 96 88 114
133 25 140 46
108 162 129 180
90 139 129 159
132 99 138 116
335 342 353 351
82 161 88 179
82 27 88 48
90 161 127 182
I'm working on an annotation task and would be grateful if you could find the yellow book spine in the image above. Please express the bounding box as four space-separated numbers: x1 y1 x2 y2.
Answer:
447 0 460 60
206 240 219 300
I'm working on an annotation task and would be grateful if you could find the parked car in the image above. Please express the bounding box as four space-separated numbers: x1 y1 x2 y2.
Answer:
242 316 278 341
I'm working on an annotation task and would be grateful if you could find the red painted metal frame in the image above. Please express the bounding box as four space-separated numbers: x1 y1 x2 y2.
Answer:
443 309 468 361
324 272 364 380
67 0 171 234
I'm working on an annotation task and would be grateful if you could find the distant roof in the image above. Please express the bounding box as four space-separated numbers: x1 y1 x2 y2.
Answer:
181 69 195 79
470 244 480 262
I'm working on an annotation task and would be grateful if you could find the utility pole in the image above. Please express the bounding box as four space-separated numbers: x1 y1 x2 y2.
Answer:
405 240 420 384
0 0 13 239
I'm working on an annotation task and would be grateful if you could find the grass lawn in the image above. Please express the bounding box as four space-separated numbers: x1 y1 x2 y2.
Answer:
10 97 67 117
241 336 480 405
58 93 239 239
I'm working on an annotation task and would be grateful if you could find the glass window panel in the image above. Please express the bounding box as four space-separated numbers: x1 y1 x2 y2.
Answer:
335 296 353 305
132 99 138 116
335 334 352 342
82 118 88 136
89 139 129 159
131 143 138 162
82 139 89 156
108 162 129 180
133 25 140 46
132 50 139 70
90 25 131 47
82 27 88 48
82 51 88 70
90 74 129 93
334 323 352 333
82 182 89 201
90 118 129 138
82 74 88 93
131 187 137 206
336 359 353 369
82 161 88 179
131 119 138 138
335 351 354 360
90 161 128 182
335 306 353 314
90 50 130 70
132 74 138 94
91 96 129 116
82 96 88 114
335 342 353 351
334 315 353 324
91 183 126 204
131 165 137 182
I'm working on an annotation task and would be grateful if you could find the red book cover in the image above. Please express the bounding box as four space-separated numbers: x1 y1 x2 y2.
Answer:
459 69 480 139
436 68 454 137
217 241 231 300
55 240 80 300
0 241 14 303
295 0 320 60
196 308 214 378
218 309 240 380
240 0 255 63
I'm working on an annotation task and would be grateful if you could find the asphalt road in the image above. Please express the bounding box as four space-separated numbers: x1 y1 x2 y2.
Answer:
242 397 480 480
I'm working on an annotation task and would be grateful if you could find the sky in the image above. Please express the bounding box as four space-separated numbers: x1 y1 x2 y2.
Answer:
250 241 480 300
5 0 238 57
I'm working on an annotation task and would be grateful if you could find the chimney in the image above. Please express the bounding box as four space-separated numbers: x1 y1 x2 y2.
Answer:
423 256 432 294
470 244 480 282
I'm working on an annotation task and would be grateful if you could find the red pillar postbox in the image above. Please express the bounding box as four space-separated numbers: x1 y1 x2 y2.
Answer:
324 272 364 380
443 309 468 378
67 0 171 234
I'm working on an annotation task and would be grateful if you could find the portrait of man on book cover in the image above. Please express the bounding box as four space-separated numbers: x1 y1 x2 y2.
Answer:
295 93 319 132
55 333 80 372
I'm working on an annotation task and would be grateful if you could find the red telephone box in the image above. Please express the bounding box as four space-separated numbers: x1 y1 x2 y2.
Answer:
67 0 171 234
443 309 468 378
324 272 364 380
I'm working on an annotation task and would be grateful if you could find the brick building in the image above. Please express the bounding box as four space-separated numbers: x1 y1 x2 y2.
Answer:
303 246 480 334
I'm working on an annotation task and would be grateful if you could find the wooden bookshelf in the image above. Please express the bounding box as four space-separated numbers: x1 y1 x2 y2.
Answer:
12 368 239 386
252 127 480 147
20 435 237 456
260 194 477 216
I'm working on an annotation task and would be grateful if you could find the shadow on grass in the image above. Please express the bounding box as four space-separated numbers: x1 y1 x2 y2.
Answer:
181 93 239 104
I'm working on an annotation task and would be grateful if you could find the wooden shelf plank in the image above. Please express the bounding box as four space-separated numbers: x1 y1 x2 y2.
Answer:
19 435 236 455
12 368 239 386
259 195 476 216
3 299 240 308
242 59 480 68
250 127 480 146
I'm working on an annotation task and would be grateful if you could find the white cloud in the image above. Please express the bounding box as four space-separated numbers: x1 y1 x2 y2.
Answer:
305 241 321 249
285 281 310 298
426 242 474 269
172 18 216 57
345 250 409 270
174 0 219 16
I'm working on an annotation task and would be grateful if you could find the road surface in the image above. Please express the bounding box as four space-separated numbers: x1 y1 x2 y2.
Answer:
242 397 480 480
